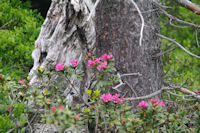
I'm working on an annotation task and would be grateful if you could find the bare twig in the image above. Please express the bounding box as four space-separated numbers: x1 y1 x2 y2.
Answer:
26 114 33 133
125 87 171 101
157 34 200 59
124 81 138 98
174 0 200 15
152 0 172 9
195 28 200 47
152 46 177 58
169 18 190 28
130 0 144 46
121 72 142 77
160 8 200 28
0 19 16 30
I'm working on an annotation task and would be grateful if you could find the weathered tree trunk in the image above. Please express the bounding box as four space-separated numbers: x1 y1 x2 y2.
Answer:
29 0 162 132
95 0 162 104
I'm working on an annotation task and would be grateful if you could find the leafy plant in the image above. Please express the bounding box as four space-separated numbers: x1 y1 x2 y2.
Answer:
0 0 43 79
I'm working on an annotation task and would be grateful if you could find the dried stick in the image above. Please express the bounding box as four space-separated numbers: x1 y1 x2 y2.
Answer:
160 8 200 28
157 34 200 59
174 0 200 15
195 28 200 47
125 87 171 101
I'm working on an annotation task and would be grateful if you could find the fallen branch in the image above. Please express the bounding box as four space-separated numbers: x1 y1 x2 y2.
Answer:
157 34 200 59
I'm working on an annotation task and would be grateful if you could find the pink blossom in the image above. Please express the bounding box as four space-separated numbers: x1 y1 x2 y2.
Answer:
51 106 57 113
0 74 4 79
97 65 102 71
59 105 65 110
75 115 80 120
101 54 113 61
18 79 27 85
55 63 65 71
88 59 95 67
101 61 107 69
100 93 113 103
158 101 165 107
195 89 200 94
70 59 79 67
112 94 123 103
150 99 159 104
97 61 107 71
95 58 101 64
88 52 92 57
138 101 148 109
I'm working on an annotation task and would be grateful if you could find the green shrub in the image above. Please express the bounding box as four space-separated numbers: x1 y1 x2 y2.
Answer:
0 0 43 80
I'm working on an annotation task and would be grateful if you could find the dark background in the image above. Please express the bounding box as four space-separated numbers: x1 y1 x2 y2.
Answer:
22 0 51 17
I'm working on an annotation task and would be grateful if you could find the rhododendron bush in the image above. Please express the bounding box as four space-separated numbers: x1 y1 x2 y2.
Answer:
0 54 200 132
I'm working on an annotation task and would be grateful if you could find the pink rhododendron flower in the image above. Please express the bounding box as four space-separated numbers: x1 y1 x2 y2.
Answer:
0 74 4 79
97 61 107 71
101 54 113 60
55 63 65 71
101 61 107 69
88 52 92 57
95 58 101 64
75 115 80 120
51 106 57 114
59 105 65 110
18 79 27 85
100 93 113 103
8 106 11 112
138 101 148 109
150 99 159 104
97 65 102 71
195 89 200 94
88 59 95 67
112 94 124 103
158 101 165 107
70 59 79 67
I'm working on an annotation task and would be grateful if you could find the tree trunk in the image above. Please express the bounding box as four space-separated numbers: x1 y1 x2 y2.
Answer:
96 0 162 102
29 0 162 132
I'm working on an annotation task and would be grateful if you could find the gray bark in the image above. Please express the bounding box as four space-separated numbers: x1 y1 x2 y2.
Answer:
96 0 162 103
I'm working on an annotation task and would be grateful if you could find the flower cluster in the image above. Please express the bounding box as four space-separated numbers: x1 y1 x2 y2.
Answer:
138 99 165 109
51 105 65 114
138 101 148 109
55 63 65 71
18 79 27 85
195 89 200 94
70 59 79 68
150 99 165 107
100 93 123 103
97 61 107 71
88 53 113 71
55 59 79 71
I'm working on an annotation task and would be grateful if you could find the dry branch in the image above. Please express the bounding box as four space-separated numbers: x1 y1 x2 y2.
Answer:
157 34 200 59
175 0 200 15
124 87 171 101
160 9 200 28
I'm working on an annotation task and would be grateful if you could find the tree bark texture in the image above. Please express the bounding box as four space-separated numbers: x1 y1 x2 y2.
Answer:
29 0 95 103
95 0 162 102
